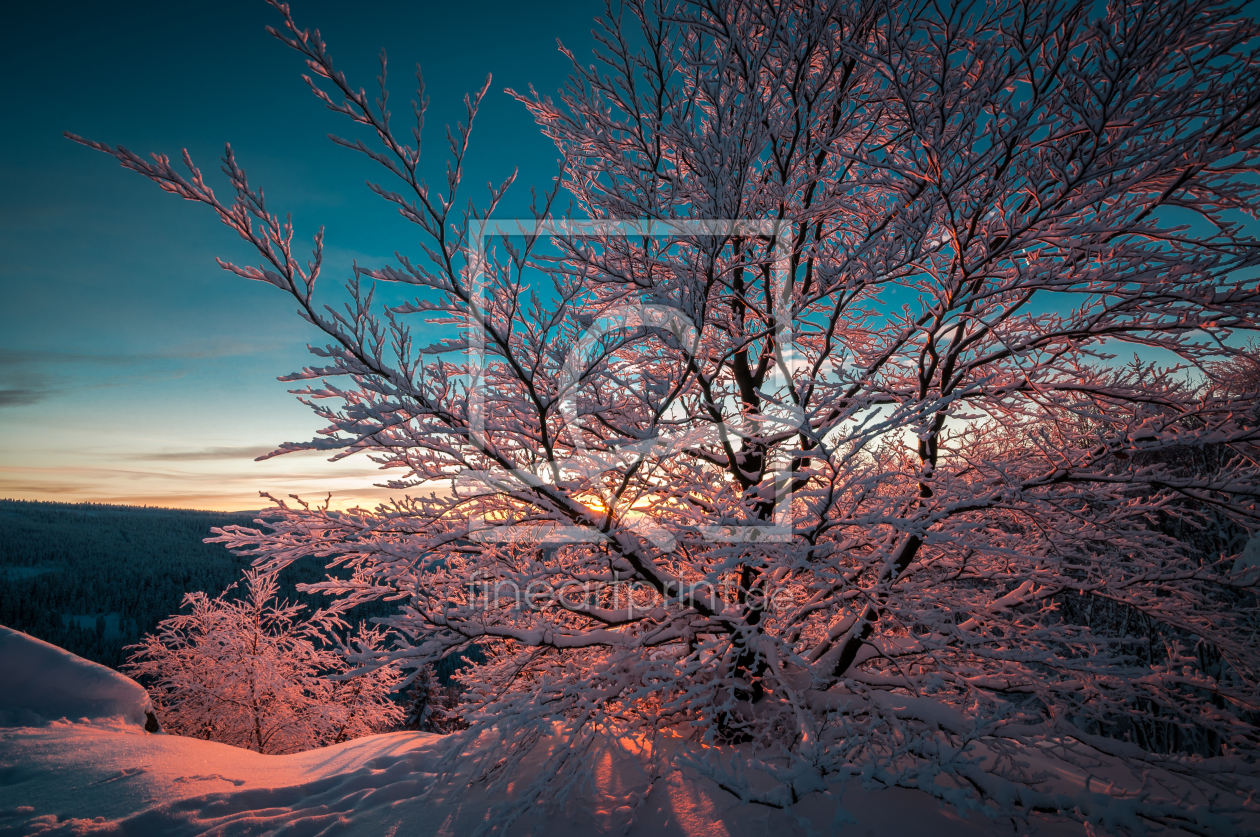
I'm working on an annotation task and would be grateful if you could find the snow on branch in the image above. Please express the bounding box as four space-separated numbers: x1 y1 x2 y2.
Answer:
78 0 1260 831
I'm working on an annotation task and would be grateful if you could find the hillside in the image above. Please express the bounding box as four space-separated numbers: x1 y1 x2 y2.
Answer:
0 499 356 670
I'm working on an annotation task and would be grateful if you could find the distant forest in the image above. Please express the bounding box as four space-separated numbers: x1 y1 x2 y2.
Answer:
0 499 394 671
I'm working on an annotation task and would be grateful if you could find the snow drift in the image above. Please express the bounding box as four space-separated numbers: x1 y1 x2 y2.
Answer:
0 721 1081 837
1 631 1255 836
0 625 153 729
0 629 1059 836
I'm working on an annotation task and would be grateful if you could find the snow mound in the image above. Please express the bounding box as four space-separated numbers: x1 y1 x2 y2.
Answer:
0 625 153 729
0 632 1250 836
0 723 1079 837
0 631 1042 836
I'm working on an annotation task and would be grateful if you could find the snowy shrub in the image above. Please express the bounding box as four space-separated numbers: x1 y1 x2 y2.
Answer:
79 0 1260 831
125 569 401 754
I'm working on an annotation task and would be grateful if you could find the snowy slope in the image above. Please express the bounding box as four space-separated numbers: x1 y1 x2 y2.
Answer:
0 628 1038 836
0 632 1250 836
0 721 1089 837
0 626 153 729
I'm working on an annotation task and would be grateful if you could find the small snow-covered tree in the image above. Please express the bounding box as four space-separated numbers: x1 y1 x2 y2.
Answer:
125 569 401 754
80 0 1260 831
402 664 466 734
324 622 407 744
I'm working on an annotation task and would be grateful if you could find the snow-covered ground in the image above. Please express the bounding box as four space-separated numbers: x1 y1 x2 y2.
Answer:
0 626 152 728
1 719 1089 837
0 626 1080 837
0 625 1232 837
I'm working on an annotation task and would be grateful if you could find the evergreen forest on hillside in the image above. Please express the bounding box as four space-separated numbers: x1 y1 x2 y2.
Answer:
0 499 393 670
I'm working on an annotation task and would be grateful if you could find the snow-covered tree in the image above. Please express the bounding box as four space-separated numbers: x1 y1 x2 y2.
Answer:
1211 345 1260 399
402 664 466 734
125 569 401 754
80 0 1260 830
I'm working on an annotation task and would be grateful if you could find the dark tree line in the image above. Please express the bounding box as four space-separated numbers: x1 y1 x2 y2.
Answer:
0 499 472 688
0 499 388 669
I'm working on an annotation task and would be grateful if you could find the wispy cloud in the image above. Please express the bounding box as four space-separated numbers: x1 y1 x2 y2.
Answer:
0 370 189 409
0 339 286 409
0 460 407 511
134 446 281 462
0 388 45 406
0 340 290 368
0 349 155 366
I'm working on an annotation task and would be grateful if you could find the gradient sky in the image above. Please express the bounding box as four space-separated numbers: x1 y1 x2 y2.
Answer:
1 0 600 510
5 1 1256 512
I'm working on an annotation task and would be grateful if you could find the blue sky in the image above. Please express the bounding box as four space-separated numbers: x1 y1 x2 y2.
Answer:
5 1 1256 511
0 0 599 509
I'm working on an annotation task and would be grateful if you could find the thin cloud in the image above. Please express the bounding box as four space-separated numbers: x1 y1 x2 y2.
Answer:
0 371 188 408
1 462 391 485
136 446 281 462
0 340 290 368
0 349 152 366
0 481 92 494
0 340 301 409
0 388 46 407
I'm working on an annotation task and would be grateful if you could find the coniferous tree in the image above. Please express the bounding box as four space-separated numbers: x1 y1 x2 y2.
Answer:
401 664 465 734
